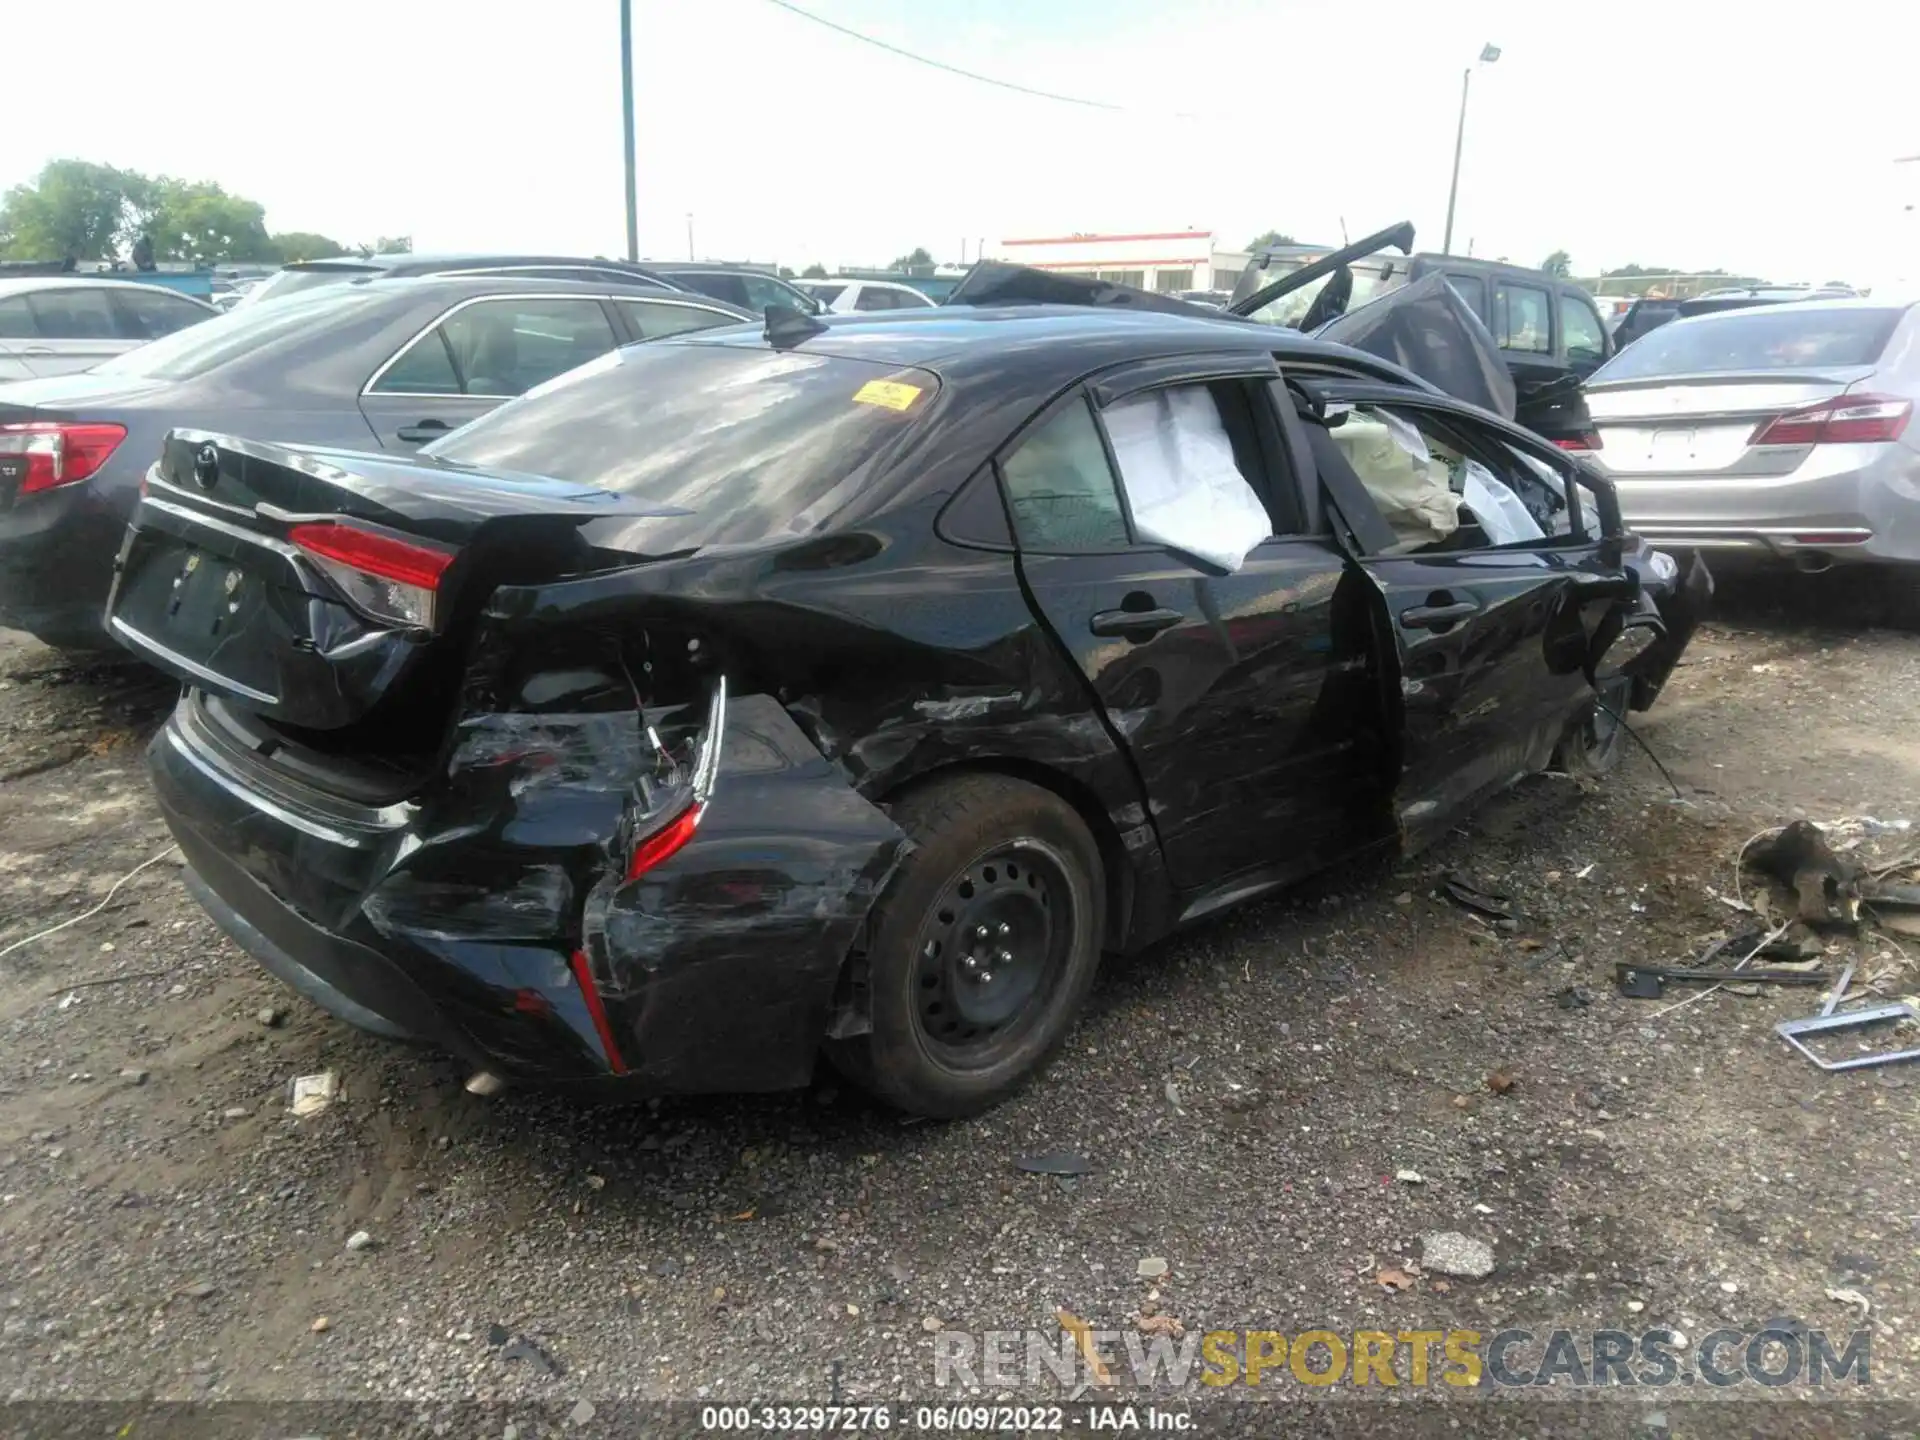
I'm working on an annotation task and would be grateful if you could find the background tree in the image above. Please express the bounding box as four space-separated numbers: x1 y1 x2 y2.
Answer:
801 262 828 278
143 179 276 265
887 246 933 272
0 158 399 267
1539 249 1572 277
0 160 150 261
358 235 413 257
269 231 349 262
1245 230 1296 251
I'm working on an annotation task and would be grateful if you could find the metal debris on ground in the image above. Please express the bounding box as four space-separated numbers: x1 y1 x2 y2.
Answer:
1437 871 1514 923
1013 1151 1092 1177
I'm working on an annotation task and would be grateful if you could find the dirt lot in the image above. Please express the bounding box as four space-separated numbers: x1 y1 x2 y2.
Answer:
2 588 1919 1432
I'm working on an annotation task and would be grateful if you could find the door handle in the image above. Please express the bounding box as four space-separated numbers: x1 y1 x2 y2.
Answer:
1400 600 1479 630
22 346 54 355
396 420 452 443
1090 606 1184 641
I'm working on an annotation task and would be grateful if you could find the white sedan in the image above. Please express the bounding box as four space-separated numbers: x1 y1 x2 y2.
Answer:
796 278 935 313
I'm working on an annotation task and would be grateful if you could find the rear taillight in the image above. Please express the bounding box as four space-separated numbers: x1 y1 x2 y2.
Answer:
1554 431 1603 452
1751 393 1912 447
625 801 705 881
287 520 456 631
0 422 127 495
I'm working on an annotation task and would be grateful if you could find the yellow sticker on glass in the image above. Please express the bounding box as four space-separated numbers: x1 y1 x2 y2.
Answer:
852 379 923 412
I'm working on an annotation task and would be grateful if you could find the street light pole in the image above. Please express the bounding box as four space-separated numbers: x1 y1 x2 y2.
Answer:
1442 43 1499 256
620 0 638 263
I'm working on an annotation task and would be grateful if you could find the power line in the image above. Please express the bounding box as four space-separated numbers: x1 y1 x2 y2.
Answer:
758 0 1127 112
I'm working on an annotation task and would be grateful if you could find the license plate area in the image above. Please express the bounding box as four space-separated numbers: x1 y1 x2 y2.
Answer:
110 530 298 703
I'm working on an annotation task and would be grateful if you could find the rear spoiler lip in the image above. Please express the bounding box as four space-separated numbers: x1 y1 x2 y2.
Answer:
163 428 692 530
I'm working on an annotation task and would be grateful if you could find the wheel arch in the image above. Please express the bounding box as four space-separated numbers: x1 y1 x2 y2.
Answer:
822 756 1147 1044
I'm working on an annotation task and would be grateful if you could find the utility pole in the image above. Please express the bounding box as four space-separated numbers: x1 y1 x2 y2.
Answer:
620 0 638 262
1442 43 1500 256
686 213 695 261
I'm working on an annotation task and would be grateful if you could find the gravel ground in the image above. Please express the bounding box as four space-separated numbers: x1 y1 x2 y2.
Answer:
2 585 1919 1435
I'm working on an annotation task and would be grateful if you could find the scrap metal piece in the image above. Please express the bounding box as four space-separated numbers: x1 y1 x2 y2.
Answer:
1776 1003 1920 1073
1615 961 1826 1000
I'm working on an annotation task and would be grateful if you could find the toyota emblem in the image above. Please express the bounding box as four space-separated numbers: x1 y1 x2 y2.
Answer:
192 444 220 491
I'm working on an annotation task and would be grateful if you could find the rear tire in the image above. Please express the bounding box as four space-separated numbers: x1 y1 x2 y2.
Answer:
827 774 1105 1117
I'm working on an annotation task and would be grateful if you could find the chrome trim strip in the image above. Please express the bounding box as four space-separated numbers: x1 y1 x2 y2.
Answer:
163 725 366 848
110 616 279 704
139 495 306 563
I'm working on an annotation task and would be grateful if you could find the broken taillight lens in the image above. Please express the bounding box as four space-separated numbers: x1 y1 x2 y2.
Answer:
1751 394 1912 447
288 520 456 631
623 677 728 881
0 422 127 495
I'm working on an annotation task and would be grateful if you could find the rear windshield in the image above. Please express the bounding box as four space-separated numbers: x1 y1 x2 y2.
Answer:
91 286 385 380
1597 306 1905 380
424 341 939 550
241 263 378 307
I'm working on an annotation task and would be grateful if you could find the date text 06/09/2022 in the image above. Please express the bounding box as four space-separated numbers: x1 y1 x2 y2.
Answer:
697 1404 1193 1431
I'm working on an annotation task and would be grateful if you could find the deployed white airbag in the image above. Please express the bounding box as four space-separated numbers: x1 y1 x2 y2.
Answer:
1104 388 1273 573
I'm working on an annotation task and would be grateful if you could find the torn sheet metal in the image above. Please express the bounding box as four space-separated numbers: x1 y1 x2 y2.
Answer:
1317 273 1518 421
580 693 909 1092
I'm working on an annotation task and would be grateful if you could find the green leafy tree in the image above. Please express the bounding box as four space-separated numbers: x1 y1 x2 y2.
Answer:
356 235 413 258
777 265 795 278
144 179 276 265
0 160 150 261
801 262 828 279
1539 249 1572 277
887 246 933 272
270 231 349 262
1245 230 1296 251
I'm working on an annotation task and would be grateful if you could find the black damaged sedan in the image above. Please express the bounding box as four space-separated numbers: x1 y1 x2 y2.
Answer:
106 303 1707 1115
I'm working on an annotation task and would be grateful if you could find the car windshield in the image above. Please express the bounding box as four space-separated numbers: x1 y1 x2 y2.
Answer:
1596 306 1905 379
1237 259 1400 328
91 286 384 380
425 341 940 551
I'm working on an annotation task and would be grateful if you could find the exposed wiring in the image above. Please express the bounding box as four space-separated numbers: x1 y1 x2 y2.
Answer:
0 844 180 963
759 0 1133 111
1595 698 1683 801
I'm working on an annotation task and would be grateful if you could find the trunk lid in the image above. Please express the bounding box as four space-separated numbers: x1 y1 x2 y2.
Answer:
105 430 683 730
1586 368 1872 476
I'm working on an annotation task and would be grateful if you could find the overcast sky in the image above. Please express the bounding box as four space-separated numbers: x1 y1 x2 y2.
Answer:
7 0 1917 286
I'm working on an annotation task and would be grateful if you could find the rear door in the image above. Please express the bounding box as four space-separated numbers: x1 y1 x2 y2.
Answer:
0 292 37 381
15 286 132 375
357 294 622 448
109 285 217 343
1302 380 1614 846
1006 357 1390 893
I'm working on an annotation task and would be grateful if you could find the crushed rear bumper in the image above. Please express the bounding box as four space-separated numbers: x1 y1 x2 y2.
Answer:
150 689 909 1094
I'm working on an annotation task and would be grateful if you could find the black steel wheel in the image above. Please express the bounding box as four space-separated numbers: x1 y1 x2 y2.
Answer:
826 774 1104 1116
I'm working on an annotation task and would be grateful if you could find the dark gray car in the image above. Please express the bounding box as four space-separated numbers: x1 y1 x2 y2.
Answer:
0 275 748 648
